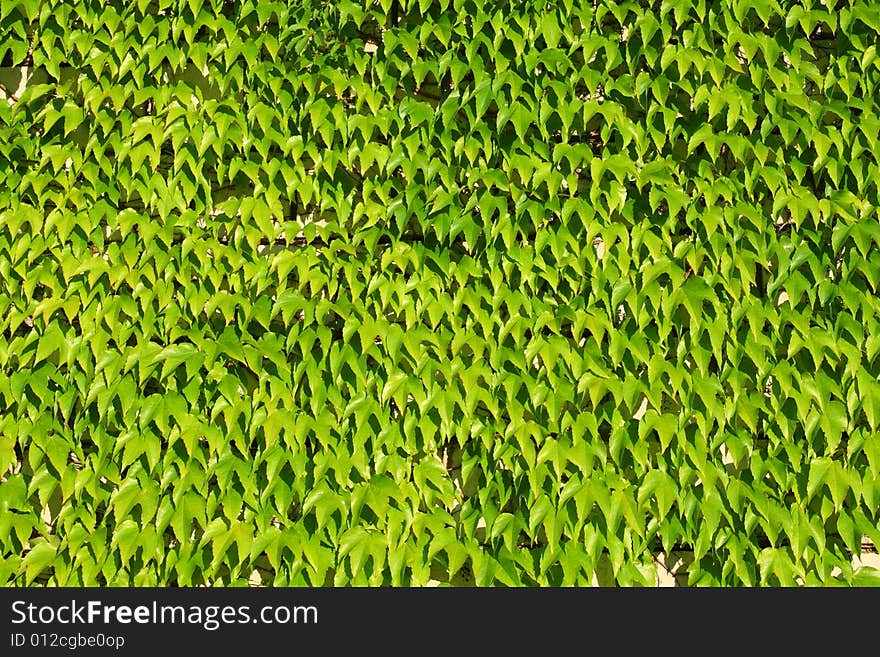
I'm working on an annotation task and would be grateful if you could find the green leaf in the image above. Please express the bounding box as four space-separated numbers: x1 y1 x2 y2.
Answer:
21 541 57 585
853 567 880 587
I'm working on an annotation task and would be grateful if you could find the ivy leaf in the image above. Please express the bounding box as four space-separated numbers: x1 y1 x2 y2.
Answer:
21 541 57 585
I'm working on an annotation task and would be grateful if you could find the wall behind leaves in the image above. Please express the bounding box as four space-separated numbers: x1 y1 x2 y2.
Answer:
1 0 879 586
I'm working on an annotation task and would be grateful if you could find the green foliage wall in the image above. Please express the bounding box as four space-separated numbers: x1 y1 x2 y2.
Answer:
1 0 879 586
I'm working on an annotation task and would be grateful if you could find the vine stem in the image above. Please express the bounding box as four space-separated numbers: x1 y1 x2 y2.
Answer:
0 81 20 103
652 554 676 578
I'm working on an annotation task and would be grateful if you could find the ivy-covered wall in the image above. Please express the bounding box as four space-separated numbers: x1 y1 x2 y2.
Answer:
1 0 879 586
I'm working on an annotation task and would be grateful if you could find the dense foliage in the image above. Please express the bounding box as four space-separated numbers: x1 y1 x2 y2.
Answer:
1 0 879 586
